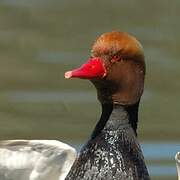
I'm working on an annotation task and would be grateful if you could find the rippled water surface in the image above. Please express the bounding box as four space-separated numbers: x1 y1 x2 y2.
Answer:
0 0 179 179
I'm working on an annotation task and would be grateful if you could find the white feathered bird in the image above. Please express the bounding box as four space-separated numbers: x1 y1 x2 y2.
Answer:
176 152 180 180
0 140 76 180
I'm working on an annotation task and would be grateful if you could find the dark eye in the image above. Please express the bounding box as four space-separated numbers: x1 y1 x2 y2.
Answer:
111 55 121 63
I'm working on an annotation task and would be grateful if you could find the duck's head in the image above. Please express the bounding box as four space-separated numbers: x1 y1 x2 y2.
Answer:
65 31 145 105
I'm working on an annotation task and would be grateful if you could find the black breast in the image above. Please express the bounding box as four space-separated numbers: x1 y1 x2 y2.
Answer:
65 127 150 180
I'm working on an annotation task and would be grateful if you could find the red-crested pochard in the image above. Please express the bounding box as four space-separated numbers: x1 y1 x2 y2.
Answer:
65 31 150 180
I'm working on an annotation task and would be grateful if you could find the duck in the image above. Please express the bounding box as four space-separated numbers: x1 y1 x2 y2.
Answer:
0 140 76 180
64 31 149 180
176 152 180 180
0 31 150 180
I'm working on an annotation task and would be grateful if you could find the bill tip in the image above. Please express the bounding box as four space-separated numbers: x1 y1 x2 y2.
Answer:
64 71 72 79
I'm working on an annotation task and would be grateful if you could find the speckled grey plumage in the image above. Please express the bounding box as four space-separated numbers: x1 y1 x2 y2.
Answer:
65 105 150 180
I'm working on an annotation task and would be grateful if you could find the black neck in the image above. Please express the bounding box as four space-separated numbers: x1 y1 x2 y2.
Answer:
125 101 139 136
90 102 139 139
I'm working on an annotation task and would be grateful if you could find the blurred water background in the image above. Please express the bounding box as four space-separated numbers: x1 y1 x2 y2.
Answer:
0 0 179 179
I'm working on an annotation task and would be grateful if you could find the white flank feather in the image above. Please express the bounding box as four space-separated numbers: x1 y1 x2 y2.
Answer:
176 152 180 180
0 140 76 180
